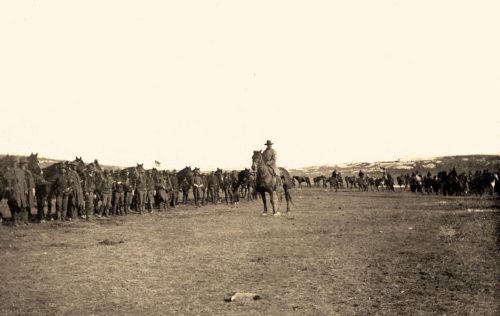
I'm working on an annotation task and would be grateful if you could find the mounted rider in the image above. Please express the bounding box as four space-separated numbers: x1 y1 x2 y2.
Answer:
358 170 365 179
262 140 281 186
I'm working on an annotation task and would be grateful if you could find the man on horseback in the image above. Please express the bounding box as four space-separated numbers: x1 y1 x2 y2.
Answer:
358 170 365 179
252 141 293 215
263 140 281 186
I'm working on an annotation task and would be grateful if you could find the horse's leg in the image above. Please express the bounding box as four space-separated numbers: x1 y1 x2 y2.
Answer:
260 191 267 214
284 187 291 213
269 191 276 215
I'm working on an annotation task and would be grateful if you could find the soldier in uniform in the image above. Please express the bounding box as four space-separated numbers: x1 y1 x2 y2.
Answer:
67 162 84 220
98 170 113 216
156 172 170 211
4 158 29 225
135 169 147 214
262 140 281 186
52 165 73 221
169 170 179 208
192 168 203 207
20 158 36 223
145 170 156 213
112 171 125 215
123 170 135 214
82 166 96 220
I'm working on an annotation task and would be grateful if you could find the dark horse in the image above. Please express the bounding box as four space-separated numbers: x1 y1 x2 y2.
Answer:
177 167 193 204
251 150 293 215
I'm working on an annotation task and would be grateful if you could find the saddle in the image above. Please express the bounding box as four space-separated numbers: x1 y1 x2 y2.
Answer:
265 165 283 188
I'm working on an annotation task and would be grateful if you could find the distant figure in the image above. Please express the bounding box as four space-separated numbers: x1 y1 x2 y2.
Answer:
332 169 338 178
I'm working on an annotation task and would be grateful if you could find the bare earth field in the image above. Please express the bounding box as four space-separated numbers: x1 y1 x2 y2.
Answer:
0 189 498 315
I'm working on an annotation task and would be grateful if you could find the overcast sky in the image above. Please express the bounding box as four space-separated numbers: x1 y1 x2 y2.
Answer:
1 1 499 170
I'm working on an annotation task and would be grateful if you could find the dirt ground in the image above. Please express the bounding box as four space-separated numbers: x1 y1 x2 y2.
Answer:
0 189 498 315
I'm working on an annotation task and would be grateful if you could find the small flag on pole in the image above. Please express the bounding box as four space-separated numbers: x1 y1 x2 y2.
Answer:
155 160 161 167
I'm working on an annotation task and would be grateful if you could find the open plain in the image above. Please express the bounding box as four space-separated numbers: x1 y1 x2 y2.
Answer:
0 188 498 315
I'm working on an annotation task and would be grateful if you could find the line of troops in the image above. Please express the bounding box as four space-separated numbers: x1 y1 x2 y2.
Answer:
1 157 256 226
1 158 180 225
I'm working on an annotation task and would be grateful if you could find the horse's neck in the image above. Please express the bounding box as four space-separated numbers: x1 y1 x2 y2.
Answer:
257 162 269 176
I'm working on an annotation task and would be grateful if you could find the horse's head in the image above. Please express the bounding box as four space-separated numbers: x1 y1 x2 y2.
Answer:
29 153 39 164
239 168 253 183
27 153 43 176
177 166 193 182
214 168 223 183
29 159 42 177
251 150 263 171
136 163 145 173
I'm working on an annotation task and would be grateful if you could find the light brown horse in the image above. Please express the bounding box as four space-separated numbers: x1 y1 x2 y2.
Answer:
251 150 293 216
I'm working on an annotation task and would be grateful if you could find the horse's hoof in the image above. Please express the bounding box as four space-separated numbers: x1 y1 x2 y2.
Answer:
274 212 281 217
261 213 268 217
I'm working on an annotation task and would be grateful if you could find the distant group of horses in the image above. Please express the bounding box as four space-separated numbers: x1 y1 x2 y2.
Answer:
292 169 499 197
395 170 499 196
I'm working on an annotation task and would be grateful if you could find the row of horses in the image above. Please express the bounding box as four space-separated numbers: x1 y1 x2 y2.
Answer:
395 171 499 196
0 151 295 222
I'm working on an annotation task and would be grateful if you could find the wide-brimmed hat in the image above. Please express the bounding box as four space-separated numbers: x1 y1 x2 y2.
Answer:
264 140 274 146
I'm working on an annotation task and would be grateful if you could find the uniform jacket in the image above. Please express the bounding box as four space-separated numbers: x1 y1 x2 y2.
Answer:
99 175 114 194
53 173 73 196
83 174 96 193
5 167 29 208
263 148 280 175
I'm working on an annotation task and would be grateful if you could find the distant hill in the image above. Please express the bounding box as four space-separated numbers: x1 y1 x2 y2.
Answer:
289 155 500 177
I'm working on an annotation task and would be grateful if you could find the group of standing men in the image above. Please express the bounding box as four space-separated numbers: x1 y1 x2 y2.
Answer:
1 158 175 225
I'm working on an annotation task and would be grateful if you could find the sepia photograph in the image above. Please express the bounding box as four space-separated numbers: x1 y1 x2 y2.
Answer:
0 1 499 315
